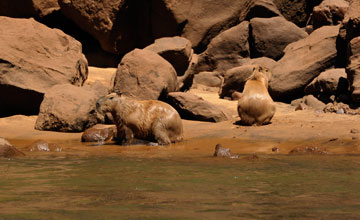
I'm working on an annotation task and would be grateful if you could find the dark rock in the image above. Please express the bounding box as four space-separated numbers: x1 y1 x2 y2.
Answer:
0 17 88 117
35 81 108 132
113 49 178 100
249 16 308 60
346 37 360 102
196 21 250 73
0 138 25 158
167 92 233 122
0 0 59 18
269 25 340 100
312 0 349 29
144 36 193 76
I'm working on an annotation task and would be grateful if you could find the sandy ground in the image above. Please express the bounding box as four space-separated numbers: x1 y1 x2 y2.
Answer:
1 68 360 158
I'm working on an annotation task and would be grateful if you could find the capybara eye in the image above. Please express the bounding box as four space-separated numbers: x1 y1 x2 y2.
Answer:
109 97 114 100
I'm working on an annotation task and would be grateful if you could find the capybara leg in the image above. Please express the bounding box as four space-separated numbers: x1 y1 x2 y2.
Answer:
122 126 135 145
152 124 171 145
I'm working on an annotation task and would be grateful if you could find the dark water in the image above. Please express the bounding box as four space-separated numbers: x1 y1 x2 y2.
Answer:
1 155 360 220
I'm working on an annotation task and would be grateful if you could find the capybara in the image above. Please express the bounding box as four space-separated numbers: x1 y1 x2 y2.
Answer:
237 66 276 125
96 93 183 145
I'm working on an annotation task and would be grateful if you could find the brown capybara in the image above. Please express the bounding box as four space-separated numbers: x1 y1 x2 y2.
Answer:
96 93 183 145
237 66 276 125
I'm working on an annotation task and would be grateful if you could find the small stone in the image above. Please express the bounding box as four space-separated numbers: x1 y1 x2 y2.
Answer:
336 108 345 114
295 103 307 111
272 147 280 152
350 129 359 134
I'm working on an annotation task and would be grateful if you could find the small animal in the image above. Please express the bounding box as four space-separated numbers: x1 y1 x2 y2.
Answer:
237 66 276 125
96 93 183 145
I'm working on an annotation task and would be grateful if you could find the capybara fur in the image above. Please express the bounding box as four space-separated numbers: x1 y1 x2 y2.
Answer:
96 93 183 145
237 66 276 125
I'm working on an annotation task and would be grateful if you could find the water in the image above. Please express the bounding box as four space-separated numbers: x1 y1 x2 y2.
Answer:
1 154 360 220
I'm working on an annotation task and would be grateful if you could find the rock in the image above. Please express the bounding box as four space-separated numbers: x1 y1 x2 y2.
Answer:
249 16 308 60
347 37 360 102
339 0 360 43
112 49 178 100
273 0 323 27
193 71 223 88
289 145 328 155
26 140 62 152
312 0 349 30
239 0 282 21
219 65 257 98
144 36 193 76
58 0 250 54
85 67 116 91
167 92 233 122
303 95 326 110
323 102 360 115
81 125 116 143
0 138 25 158
0 0 60 18
295 103 308 111
304 68 348 99
213 144 239 158
0 17 88 117
269 25 340 100
272 146 280 152
35 81 108 132
196 21 250 73
243 57 277 71
350 128 359 134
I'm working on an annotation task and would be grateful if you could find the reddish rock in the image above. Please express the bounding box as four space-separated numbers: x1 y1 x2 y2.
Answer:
219 65 257 98
193 72 223 88
0 138 25 158
35 81 108 132
243 57 277 71
269 25 340 100
249 16 308 60
0 0 59 18
144 36 193 76
196 21 250 73
239 0 282 21
167 92 233 123
347 37 360 102
113 49 178 100
312 0 349 29
81 125 116 142
305 68 348 98
339 0 360 42
0 17 88 117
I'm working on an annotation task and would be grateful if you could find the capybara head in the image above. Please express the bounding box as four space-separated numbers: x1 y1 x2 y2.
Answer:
248 66 272 88
96 93 121 114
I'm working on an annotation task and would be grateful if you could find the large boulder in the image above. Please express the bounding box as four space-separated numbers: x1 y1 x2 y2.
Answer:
35 82 108 132
167 92 233 122
196 21 250 73
0 17 88 117
219 65 258 98
273 0 323 27
239 0 282 21
249 16 308 60
339 0 360 43
112 49 178 100
0 138 25 158
269 25 340 100
144 36 193 76
304 68 348 101
193 71 223 88
0 0 59 18
243 57 277 71
58 0 251 54
312 0 349 30
347 37 360 102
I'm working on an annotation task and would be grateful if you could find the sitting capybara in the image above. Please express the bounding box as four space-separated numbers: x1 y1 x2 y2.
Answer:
96 93 183 145
237 66 276 125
